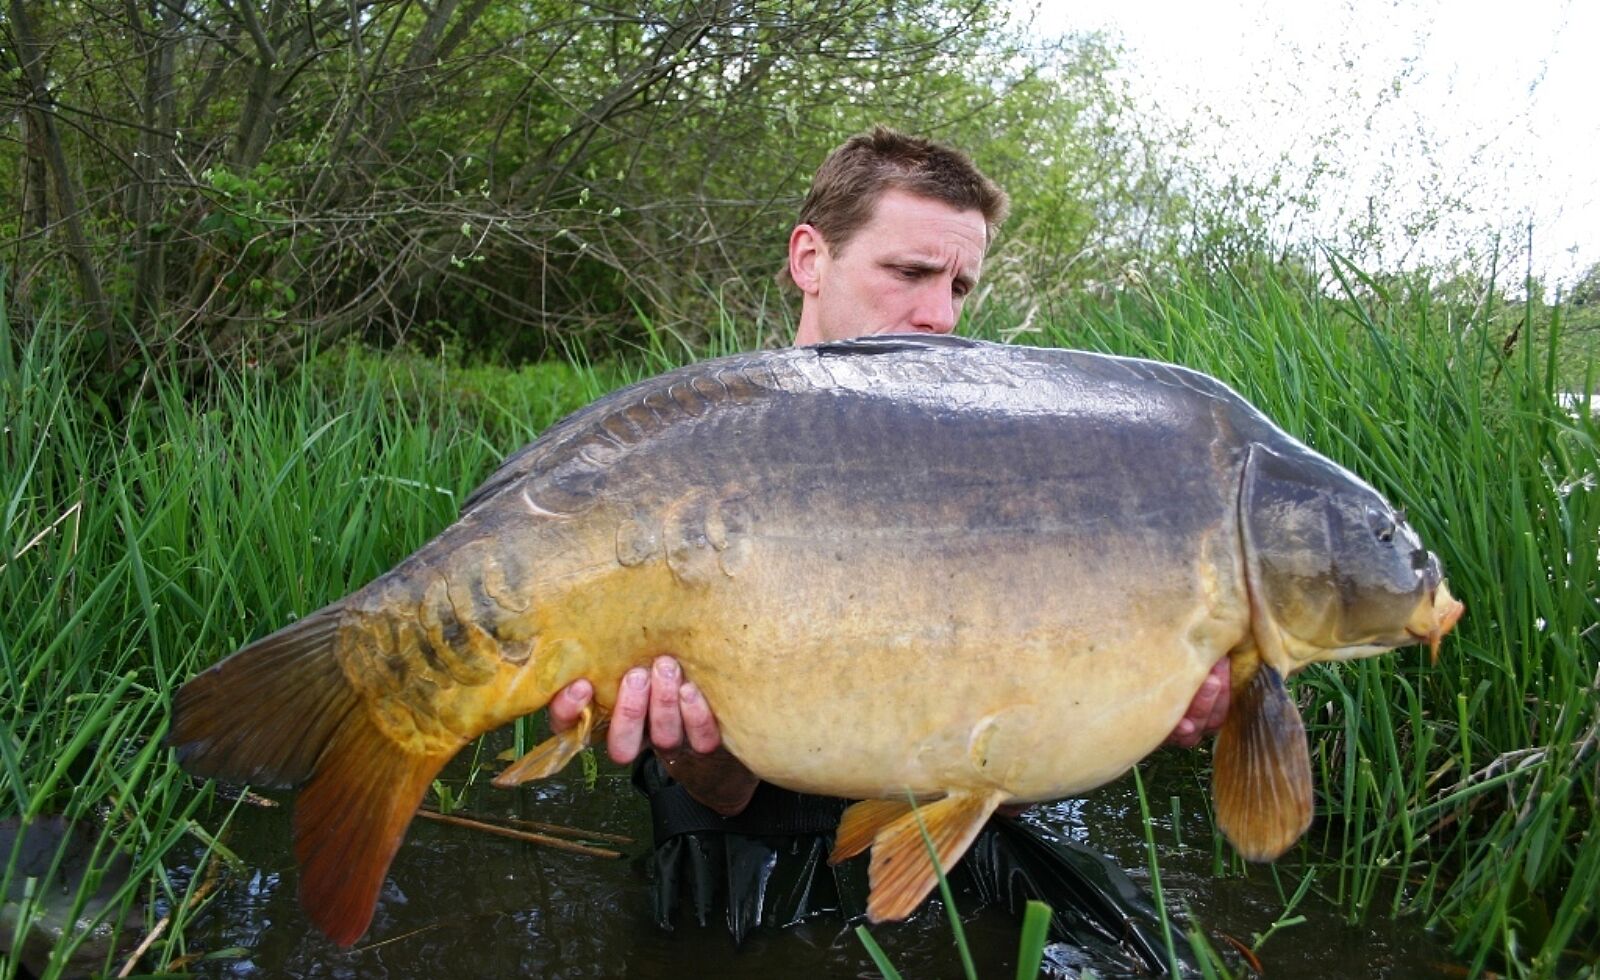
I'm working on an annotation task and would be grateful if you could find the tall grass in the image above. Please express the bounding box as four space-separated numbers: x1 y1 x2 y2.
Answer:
2 259 1594 976
0 319 610 976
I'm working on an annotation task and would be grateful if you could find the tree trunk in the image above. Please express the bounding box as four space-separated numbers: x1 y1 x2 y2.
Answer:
8 0 117 363
129 0 181 331
21 107 50 232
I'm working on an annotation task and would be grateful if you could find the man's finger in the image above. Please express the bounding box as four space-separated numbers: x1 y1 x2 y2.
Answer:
548 679 592 733
647 656 684 752
1203 671 1231 733
1166 718 1200 749
679 682 721 755
607 667 650 764
1164 661 1229 748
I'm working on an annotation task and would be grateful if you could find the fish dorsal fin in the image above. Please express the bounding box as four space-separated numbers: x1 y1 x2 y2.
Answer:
864 790 1006 922
830 799 915 865
811 333 980 357
1212 663 1313 860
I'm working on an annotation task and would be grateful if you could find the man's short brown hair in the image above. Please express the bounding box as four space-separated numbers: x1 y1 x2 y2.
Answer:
798 126 1010 255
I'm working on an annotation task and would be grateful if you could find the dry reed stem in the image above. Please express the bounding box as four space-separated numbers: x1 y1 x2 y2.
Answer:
413 807 623 858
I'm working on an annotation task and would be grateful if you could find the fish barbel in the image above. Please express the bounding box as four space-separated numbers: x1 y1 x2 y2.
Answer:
169 335 1463 944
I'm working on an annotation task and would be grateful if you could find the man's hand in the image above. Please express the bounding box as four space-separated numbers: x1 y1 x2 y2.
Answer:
549 656 722 764
1166 659 1230 748
549 656 758 814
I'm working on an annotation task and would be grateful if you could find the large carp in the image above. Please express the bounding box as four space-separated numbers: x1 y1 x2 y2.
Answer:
169 335 1463 945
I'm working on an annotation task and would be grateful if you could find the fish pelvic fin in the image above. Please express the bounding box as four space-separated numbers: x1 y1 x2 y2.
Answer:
865 790 1006 923
1212 662 1313 861
492 705 610 788
293 711 454 946
167 603 352 787
830 799 914 865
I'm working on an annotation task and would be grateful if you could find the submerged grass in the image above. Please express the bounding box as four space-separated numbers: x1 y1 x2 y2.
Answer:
1 258 1595 977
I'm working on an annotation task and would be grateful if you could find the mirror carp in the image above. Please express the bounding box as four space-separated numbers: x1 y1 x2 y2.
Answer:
169 335 1463 945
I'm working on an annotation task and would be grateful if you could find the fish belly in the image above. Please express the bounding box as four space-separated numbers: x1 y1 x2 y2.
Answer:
661 527 1243 802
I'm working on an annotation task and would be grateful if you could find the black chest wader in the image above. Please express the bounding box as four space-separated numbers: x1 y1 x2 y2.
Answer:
634 754 1194 974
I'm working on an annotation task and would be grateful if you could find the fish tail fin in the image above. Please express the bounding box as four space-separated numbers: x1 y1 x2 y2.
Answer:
294 712 454 945
168 603 453 945
168 603 353 787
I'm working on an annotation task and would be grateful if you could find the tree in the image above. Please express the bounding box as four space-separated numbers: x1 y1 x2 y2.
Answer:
1 0 1175 377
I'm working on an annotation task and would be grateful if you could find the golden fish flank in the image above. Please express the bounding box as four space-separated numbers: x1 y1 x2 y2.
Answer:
167 335 1463 946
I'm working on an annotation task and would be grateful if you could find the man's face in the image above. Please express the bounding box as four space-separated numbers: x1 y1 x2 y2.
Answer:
790 189 988 345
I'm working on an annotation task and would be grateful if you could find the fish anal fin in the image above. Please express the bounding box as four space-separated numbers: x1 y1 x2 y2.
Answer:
830 799 914 865
1212 663 1313 861
492 707 609 788
866 790 1006 923
293 710 457 946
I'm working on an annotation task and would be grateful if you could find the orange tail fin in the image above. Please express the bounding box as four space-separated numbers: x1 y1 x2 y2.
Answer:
168 604 352 787
168 603 455 945
294 710 453 944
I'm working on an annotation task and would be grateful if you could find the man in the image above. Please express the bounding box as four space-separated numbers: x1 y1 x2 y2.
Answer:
549 127 1230 939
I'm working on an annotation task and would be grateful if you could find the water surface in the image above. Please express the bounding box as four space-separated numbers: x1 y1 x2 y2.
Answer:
181 745 1460 978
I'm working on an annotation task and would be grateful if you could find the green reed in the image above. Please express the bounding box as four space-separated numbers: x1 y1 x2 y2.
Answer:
0 322 598 976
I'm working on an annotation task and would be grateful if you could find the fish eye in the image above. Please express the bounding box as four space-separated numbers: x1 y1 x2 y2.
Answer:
1367 508 1396 544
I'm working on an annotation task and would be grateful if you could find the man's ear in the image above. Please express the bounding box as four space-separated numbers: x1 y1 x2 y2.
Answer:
788 224 827 295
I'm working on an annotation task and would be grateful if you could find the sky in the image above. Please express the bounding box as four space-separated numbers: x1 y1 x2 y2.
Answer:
1018 0 1599 287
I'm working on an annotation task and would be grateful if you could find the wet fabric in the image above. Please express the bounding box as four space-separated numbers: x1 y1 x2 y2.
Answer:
634 755 1194 973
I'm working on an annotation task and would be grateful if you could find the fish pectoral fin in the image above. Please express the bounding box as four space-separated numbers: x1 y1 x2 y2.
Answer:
865 789 1006 923
491 706 610 788
830 799 914 865
1212 662 1313 861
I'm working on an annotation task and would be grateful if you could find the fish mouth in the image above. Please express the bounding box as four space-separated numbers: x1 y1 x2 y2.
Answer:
1405 579 1465 663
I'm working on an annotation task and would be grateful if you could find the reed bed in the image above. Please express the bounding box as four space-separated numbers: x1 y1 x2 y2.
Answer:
1 263 1594 977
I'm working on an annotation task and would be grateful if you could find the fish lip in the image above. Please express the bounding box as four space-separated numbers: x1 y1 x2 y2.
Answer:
1405 583 1465 664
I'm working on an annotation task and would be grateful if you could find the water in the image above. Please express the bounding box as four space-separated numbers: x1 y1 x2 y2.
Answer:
179 747 1463 978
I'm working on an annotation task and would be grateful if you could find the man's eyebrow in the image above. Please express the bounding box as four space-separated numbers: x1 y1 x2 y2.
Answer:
882 257 944 273
882 257 980 285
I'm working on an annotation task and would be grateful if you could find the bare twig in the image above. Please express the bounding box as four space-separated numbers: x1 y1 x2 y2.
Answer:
493 815 632 846
0 500 82 574
413 808 624 858
116 854 223 977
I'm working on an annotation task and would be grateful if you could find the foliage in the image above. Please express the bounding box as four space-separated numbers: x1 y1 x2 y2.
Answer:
1 0 1192 381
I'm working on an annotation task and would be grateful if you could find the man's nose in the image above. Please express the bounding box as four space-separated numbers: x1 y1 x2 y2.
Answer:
909 284 958 333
